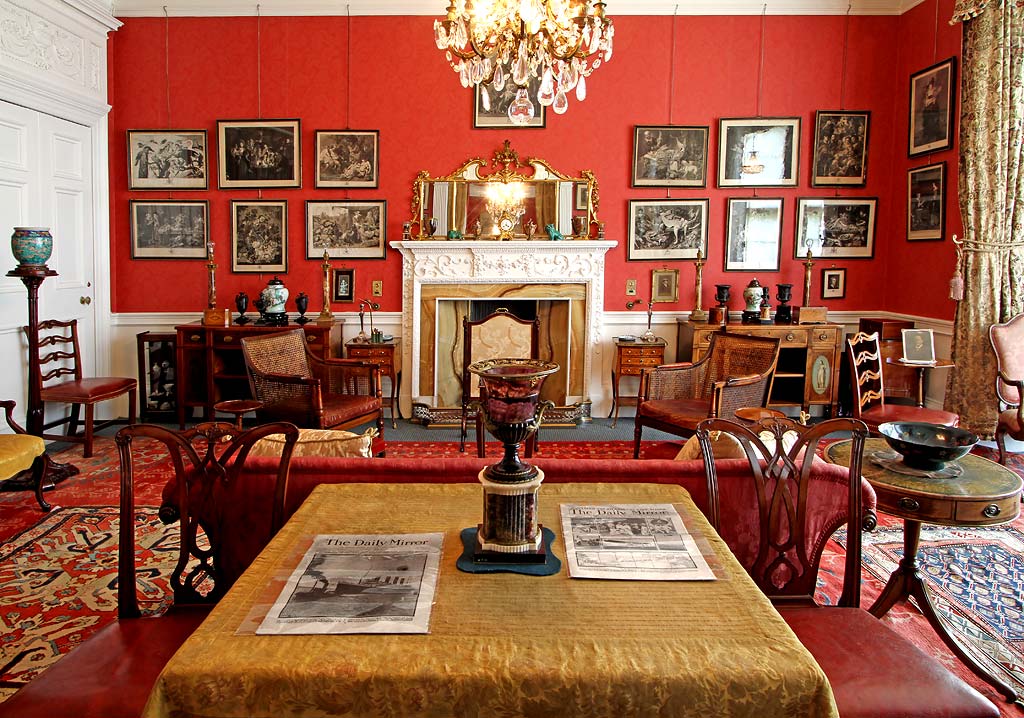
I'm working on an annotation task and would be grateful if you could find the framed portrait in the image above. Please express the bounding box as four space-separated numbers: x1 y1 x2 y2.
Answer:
909 57 957 157
127 130 207 190
907 162 946 241
821 268 846 300
218 119 301 189
332 268 355 302
575 182 589 210
306 200 387 260
902 328 936 364
718 117 800 187
315 130 379 188
724 198 783 272
651 269 679 303
230 200 287 273
632 125 709 187
473 76 546 128
627 199 709 261
795 197 877 259
811 111 869 186
129 200 209 259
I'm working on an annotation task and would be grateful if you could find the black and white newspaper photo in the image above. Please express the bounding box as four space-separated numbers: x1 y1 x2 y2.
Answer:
560 504 715 581
257 533 443 634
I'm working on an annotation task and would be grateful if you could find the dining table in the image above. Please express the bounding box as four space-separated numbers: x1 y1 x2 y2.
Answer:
142 482 839 718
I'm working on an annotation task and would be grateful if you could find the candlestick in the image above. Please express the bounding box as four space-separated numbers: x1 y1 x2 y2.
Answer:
690 248 707 322
317 250 334 325
206 242 216 309
802 249 815 307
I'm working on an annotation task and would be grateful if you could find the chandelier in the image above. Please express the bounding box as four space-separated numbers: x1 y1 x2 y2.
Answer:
434 0 614 125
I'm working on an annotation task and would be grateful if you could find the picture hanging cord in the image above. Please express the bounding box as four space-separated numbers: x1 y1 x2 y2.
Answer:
163 6 172 200
666 4 678 201
932 0 939 61
346 4 351 130
756 2 767 118
257 3 262 200
840 3 851 111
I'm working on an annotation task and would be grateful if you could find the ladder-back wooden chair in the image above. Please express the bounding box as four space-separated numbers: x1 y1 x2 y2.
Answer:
0 421 299 718
30 319 137 458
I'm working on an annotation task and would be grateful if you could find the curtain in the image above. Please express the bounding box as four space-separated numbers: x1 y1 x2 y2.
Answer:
946 0 1024 437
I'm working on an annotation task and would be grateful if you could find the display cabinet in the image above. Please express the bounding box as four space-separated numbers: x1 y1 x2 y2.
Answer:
136 331 179 422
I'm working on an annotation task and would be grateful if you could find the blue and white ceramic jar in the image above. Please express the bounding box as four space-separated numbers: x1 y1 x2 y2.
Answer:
11 227 53 267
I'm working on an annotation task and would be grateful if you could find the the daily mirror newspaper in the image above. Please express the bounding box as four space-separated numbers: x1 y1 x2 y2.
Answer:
257 533 444 634
560 504 716 581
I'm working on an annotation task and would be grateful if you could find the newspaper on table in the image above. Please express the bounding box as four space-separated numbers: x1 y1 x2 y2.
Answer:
560 504 716 581
257 533 443 634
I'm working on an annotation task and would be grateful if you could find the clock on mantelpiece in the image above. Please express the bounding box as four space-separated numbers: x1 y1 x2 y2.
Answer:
497 212 518 240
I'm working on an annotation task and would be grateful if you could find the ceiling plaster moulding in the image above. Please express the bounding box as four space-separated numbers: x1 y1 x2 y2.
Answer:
112 0 915 17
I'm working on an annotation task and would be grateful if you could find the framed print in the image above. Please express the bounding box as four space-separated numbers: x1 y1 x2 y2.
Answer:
473 76 546 128
909 57 957 157
627 199 709 261
795 197 877 259
315 130 379 188
231 200 287 273
129 200 209 259
724 198 783 272
907 162 946 241
902 328 936 364
306 200 387 260
332 268 355 302
575 182 589 210
651 269 679 303
127 130 207 190
811 111 869 186
218 119 300 188
718 118 800 187
821 268 846 300
632 125 709 187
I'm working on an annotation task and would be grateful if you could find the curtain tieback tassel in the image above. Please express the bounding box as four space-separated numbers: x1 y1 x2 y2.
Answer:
949 234 965 301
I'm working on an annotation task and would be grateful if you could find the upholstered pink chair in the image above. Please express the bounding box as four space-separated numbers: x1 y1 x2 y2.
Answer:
990 313 1024 465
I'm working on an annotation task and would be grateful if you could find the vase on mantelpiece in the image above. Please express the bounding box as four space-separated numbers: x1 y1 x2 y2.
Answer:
711 284 731 325
11 227 53 269
775 284 793 325
294 292 310 324
234 292 251 324
469 358 558 563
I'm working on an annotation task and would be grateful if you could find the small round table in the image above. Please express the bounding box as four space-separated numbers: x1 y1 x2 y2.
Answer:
733 407 786 423
213 399 263 430
885 357 954 407
827 438 1023 702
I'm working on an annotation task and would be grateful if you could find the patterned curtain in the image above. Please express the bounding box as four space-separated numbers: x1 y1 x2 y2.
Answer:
946 0 1024 437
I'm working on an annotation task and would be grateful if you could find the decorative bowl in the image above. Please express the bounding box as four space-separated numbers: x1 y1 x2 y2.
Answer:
878 422 979 471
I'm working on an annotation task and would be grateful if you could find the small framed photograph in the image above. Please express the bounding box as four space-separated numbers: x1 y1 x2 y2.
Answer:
575 182 589 210
129 200 209 259
315 130 379 188
218 119 300 188
332 268 355 302
632 125 709 187
811 111 869 187
821 268 846 300
795 197 877 259
651 269 679 303
907 162 946 241
627 199 709 261
902 328 936 364
909 57 957 157
724 198 783 272
231 200 287 273
718 117 800 187
306 200 387 260
473 77 546 128
127 130 207 190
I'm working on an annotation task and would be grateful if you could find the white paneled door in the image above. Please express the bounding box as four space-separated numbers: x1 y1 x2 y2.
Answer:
0 99 97 418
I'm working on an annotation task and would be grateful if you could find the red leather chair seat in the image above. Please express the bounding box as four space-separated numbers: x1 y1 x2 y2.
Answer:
861 404 959 430
998 408 1023 436
781 606 999 718
39 377 138 403
637 398 712 429
0 605 209 718
265 394 381 428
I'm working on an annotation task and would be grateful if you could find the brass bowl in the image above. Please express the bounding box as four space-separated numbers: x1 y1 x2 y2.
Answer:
878 422 979 471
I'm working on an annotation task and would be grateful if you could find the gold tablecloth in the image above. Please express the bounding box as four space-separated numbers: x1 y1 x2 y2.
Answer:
143 483 838 718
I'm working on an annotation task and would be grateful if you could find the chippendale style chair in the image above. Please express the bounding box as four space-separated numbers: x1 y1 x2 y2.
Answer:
846 331 958 432
989 313 1024 465
0 421 300 718
632 332 780 458
696 417 999 718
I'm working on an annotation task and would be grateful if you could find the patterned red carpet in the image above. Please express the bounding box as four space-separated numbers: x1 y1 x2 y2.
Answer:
0 436 1022 714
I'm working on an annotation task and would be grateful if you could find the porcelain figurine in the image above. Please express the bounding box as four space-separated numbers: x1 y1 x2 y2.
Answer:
545 223 564 241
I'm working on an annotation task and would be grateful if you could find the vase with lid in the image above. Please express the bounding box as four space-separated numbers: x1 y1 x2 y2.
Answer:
742 279 763 325
11 227 53 269
260 276 289 326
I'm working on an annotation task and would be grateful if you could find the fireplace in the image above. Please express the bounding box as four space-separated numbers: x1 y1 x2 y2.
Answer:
391 240 616 415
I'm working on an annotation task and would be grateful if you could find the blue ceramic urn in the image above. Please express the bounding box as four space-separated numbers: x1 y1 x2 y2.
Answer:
11 227 53 267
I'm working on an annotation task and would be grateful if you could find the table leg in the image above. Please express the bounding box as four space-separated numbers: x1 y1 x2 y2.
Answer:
393 370 403 422
610 371 619 427
870 519 1019 703
915 367 926 408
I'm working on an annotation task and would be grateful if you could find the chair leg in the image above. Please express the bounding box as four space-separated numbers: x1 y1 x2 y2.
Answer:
996 426 1009 466
67 403 81 438
83 404 95 458
476 413 486 458
633 423 643 459
128 387 138 424
459 404 468 453
31 453 51 512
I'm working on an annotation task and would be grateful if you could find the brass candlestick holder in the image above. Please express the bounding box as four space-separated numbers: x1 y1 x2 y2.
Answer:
802 249 815 307
317 250 334 325
202 242 228 326
690 248 708 322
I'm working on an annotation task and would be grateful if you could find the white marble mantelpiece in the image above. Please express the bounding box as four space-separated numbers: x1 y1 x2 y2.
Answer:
390 240 616 414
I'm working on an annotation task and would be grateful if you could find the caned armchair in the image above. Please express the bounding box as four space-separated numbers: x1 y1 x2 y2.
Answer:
632 332 780 458
241 330 384 443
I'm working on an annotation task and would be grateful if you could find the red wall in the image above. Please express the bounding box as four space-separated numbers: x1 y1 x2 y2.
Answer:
108 6 960 318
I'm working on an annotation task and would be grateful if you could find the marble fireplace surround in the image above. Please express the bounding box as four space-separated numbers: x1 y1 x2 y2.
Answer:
390 240 616 413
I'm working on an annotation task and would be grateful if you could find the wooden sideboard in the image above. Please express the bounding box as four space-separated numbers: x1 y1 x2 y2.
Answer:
175 321 341 427
676 319 843 416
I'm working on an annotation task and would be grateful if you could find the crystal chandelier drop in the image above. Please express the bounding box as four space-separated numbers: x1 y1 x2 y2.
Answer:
434 0 614 125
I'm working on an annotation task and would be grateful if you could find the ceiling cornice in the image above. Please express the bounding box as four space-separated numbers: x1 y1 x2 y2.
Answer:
111 0 926 17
